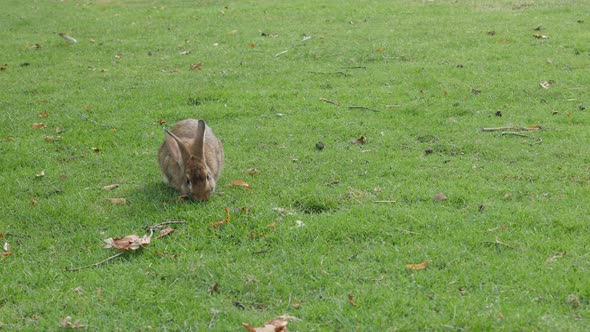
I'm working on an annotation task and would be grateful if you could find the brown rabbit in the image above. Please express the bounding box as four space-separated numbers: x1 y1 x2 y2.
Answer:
158 119 224 201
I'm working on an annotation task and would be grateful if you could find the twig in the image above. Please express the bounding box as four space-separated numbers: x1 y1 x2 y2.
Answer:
319 98 340 106
481 126 540 132
208 309 220 329
144 220 187 231
501 132 532 138
275 50 288 57
309 71 351 77
348 106 381 112
66 252 125 272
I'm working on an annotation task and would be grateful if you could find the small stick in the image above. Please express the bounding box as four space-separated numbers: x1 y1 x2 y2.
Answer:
309 71 351 76
481 126 540 132
66 252 125 272
348 106 381 112
501 132 532 138
319 98 340 106
275 50 288 57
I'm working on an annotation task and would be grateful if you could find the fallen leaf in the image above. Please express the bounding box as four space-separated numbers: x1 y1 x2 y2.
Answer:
32 122 46 129
540 81 554 89
227 179 250 189
471 88 481 95
91 147 101 153
248 168 260 176
434 192 447 201
180 50 192 55
405 259 432 270
353 135 367 145
38 112 49 118
103 234 150 250
71 286 84 295
242 315 298 332
157 118 166 125
248 43 256 48
115 53 123 59
210 207 231 227
375 47 385 52
1 251 13 257
3 242 10 252
59 33 77 43
190 63 203 70
31 43 42 49
546 251 567 264
107 198 127 204
35 171 45 177
29 198 38 205
208 282 219 295
60 316 87 329
85 105 93 111
348 294 356 306
533 33 548 39
156 226 174 239
103 184 119 191
44 136 55 142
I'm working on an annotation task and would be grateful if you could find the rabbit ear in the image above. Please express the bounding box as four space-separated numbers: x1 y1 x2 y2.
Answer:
193 120 206 159
164 129 187 165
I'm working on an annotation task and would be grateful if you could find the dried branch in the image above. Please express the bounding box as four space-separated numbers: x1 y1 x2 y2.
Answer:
319 98 340 106
348 106 381 112
66 252 125 272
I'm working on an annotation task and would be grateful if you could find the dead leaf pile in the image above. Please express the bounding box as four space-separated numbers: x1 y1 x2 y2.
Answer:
103 234 151 251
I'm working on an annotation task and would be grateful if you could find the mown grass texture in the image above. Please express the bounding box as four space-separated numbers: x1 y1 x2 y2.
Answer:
1 0 590 330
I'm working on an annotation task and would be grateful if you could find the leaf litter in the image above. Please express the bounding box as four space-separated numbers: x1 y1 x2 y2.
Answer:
242 314 299 332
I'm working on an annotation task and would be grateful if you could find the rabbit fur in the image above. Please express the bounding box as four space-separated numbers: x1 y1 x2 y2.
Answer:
158 119 224 201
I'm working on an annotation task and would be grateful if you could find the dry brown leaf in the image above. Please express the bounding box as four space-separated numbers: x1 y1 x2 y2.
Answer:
38 111 49 118
348 294 356 306
533 34 548 39
29 198 38 205
91 147 101 153
248 43 256 48
353 136 367 145
242 315 298 332
434 192 447 201
115 53 123 59
248 168 260 176
210 207 231 227
1 251 14 257
60 316 87 329
44 136 55 142
208 282 219 295
107 198 127 205
104 234 150 251
156 226 174 239
405 259 432 270
32 122 46 129
103 184 119 191
190 63 203 70
228 179 250 189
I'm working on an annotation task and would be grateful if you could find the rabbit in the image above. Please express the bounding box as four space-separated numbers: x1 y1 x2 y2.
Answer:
158 119 224 201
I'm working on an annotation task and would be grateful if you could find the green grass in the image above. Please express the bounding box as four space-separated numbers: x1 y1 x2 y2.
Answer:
1 0 590 330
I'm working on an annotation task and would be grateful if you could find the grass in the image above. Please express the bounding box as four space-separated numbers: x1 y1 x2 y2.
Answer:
1 0 590 330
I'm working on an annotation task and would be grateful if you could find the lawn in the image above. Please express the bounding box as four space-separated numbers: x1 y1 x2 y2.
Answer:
1 0 590 330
